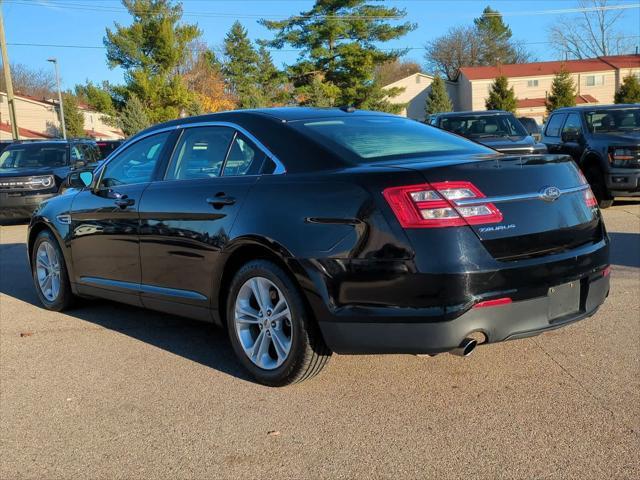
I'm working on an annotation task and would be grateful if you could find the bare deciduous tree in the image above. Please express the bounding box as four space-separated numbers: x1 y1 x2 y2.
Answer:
374 59 421 86
548 0 636 59
0 63 55 99
424 26 482 81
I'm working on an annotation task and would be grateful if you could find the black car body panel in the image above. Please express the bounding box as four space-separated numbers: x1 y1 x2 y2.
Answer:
428 110 548 154
542 104 640 198
28 108 609 357
0 140 100 219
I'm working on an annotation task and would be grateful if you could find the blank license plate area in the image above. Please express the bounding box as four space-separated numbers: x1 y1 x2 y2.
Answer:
548 281 580 321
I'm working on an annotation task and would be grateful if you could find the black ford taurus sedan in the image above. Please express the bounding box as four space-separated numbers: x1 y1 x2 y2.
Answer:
28 108 610 386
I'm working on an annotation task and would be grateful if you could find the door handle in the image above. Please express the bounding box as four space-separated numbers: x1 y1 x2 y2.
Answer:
115 197 135 208
206 192 236 209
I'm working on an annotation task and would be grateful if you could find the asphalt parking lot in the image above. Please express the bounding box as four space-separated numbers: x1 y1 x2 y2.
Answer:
1 202 639 479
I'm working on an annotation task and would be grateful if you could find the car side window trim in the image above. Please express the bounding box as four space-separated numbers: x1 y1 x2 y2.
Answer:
161 123 283 181
180 122 285 175
96 121 285 186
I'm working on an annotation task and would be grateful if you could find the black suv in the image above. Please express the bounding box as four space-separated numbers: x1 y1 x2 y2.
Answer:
427 110 547 154
0 139 100 219
542 104 640 208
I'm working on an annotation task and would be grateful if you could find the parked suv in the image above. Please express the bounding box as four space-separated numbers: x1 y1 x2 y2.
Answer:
0 139 100 219
542 104 640 208
427 110 547 154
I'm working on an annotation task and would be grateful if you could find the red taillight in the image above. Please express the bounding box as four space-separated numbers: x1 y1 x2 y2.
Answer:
583 188 597 207
602 265 611 277
473 297 513 309
382 181 503 228
577 170 598 207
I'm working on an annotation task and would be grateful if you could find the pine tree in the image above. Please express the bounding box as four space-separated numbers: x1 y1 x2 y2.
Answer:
118 95 150 136
614 74 640 104
260 0 415 111
485 76 517 112
104 0 200 122
474 6 522 65
223 21 261 108
256 46 287 106
61 93 85 138
299 75 340 107
425 75 453 115
546 69 577 114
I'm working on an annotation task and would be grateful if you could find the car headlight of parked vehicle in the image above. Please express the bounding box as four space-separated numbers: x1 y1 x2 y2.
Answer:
608 146 639 168
0 175 56 191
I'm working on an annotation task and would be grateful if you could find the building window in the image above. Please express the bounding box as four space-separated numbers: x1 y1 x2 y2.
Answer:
527 79 539 87
585 75 604 86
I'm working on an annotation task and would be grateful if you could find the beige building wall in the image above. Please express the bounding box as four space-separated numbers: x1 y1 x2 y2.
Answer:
0 93 60 140
464 69 629 120
384 73 460 120
81 108 123 140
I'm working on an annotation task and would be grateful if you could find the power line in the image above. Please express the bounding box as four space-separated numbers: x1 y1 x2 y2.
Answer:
4 0 639 20
8 36 640 53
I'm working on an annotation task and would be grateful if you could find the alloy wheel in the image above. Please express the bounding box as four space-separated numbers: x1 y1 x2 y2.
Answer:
35 241 61 302
234 276 293 370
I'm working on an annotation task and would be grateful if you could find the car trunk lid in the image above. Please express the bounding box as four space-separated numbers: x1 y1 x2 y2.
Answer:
395 154 602 260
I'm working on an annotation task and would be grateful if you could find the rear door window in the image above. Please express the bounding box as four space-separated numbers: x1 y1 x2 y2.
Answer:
544 113 567 137
166 126 234 180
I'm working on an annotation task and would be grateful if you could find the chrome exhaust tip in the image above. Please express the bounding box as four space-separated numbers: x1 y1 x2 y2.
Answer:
450 338 478 357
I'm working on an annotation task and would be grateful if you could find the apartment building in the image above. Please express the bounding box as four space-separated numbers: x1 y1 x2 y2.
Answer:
458 55 640 122
386 54 640 124
0 92 124 141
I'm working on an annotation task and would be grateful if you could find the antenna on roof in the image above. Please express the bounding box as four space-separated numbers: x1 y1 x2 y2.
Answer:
339 105 356 113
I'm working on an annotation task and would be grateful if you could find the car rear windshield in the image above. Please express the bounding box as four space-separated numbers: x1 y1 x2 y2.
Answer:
440 114 528 138
293 116 492 162
584 108 640 133
0 144 68 169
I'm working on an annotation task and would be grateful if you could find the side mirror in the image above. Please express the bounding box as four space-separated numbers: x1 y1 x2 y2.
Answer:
561 130 581 143
66 170 94 189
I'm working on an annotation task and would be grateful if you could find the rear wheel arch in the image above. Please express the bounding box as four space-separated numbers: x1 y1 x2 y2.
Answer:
216 239 314 329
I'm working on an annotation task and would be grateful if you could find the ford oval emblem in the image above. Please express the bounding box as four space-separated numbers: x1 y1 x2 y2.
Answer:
540 186 561 202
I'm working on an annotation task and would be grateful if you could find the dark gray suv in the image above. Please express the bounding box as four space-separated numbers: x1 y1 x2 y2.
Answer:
542 104 640 208
0 139 100 219
427 110 547 155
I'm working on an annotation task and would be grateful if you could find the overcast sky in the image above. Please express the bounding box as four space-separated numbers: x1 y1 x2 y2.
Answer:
3 0 640 90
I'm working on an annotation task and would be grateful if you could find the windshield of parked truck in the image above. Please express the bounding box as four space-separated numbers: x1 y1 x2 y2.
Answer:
439 113 528 139
584 108 640 133
0 144 69 169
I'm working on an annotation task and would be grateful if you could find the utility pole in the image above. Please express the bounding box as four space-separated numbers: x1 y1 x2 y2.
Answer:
47 58 66 139
0 0 19 140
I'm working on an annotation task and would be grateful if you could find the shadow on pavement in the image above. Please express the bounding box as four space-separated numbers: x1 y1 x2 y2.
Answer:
608 232 640 269
0 242 253 383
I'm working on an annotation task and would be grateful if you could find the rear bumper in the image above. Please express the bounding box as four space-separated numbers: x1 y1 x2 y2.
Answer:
319 273 609 354
606 168 640 195
0 192 56 219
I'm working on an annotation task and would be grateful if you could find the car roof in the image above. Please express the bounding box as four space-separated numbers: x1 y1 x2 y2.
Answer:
553 103 640 112
142 107 393 132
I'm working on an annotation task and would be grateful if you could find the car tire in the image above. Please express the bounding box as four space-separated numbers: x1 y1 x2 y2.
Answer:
585 166 613 209
226 260 331 386
31 230 75 311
